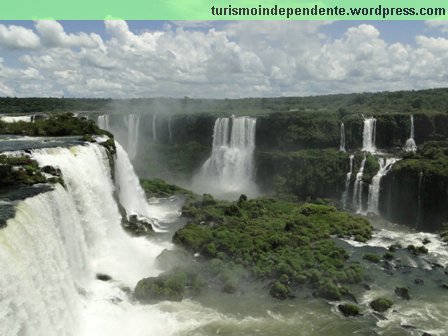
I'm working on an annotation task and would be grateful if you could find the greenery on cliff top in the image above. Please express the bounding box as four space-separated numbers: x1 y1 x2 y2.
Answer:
140 178 196 200
0 113 108 137
172 195 372 300
2 87 448 116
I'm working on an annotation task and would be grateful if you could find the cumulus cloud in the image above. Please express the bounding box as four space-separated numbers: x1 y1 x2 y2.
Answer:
0 24 40 50
0 20 447 98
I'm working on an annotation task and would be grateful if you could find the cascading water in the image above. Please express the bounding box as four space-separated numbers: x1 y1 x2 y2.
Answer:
0 115 33 123
0 143 179 336
152 114 158 142
366 157 398 215
339 122 346 152
342 154 354 208
403 115 417 152
125 114 140 160
362 117 376 153
97 114 110 131
352 156 366 213
114 142 168 227
193 116 258 198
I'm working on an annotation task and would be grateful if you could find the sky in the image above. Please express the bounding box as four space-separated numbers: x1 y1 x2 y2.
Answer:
0 20 447 98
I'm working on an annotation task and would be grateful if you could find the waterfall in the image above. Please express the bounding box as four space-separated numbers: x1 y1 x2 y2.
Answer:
352 156 366 213
339 122 346 152
403 115 417 152
152 114 158 142
193 116 258 198
362 117 376 153
126 114 140 160
0 115 33 123
0 143 174 336
97 114 110 131
416 171 424 229
114 142 166 228
342 154 354 208
367 157 398 215
168 116 173 143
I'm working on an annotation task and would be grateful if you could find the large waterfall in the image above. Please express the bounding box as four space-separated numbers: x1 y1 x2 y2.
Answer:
403 115 417 152
125 114 140 160
352 156 366 213
362 117 376 153
193 116 258 198
366 157 398 215
0 143 178 336
0 115 33 123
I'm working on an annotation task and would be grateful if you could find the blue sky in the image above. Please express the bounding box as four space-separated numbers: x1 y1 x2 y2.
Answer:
0 20 447 98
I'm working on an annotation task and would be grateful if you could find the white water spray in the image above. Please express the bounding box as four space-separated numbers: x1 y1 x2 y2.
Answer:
362 117 376 153
193 116 258 198
366 157 398 215
403 115 417 152
342 154 354 208
352 156 366 213
339 122 346 152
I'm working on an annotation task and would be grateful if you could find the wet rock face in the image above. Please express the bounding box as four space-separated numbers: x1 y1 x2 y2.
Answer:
338 303 361 317
123 214 155 237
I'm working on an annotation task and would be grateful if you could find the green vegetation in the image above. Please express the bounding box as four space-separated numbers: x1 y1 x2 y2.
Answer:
338 303 361 317
3 88 448 115
0 113 108 137
0 155 54 188
173 195 372 300
362 253 381 263
370 297 394 313
395 286 411 300
140 178 196 200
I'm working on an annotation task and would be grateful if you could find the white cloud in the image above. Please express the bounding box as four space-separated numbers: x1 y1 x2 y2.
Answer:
0 24 40 50
0 20 447 98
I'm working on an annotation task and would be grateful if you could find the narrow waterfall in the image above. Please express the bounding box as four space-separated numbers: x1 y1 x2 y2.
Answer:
97 114 110 131
352 156 366 213
193 116 258 198
152 114 158 142
362 117 376 153
339 122 346 152
168 116 173 143
0 143 173 336
114 142 165 228
416 171 424 229
403 115 417 152
126 114 140 160
342 154 354 208
367 157 398 215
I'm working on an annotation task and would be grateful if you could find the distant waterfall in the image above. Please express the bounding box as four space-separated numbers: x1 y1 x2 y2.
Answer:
342 154 354 208
367 157 398 215
362 117 376 153
352 156 366 213
0 115 33 123
193 116 258 198
126 114 140 160
339 122 346 152
403 115 417 152
97 114 110 131
152 114 158 142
